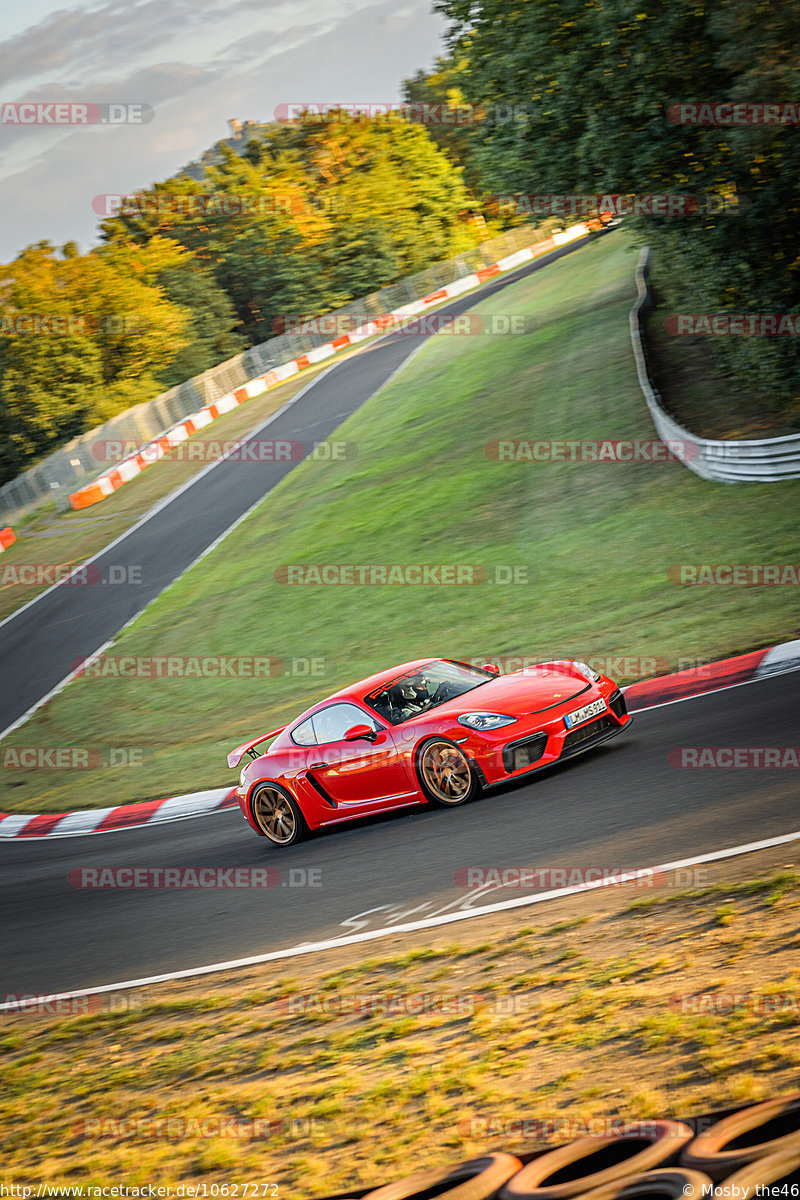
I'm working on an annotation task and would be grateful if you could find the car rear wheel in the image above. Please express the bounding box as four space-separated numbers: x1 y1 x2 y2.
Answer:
251 783 306 846
417 739 478 807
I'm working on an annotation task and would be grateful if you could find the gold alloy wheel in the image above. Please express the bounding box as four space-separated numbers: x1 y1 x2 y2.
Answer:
419 740 474 805
252 785 299 844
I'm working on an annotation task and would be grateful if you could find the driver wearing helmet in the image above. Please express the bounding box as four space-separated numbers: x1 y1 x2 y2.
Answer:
382 673 431 722
397 675 429 708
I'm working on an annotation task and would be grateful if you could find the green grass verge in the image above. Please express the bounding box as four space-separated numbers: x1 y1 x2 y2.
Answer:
2 227 798 813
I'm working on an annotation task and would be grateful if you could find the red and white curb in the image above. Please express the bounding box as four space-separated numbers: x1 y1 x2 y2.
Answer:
0 787 237 840
67 224 590 512
1 638 797 842
622 638 800 710
0 527 15 554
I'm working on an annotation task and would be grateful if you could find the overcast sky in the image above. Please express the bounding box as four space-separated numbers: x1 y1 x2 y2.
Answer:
0 0 449 263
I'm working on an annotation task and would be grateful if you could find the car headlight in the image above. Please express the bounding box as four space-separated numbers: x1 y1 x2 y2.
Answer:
457 712 517 731
571 660 600 682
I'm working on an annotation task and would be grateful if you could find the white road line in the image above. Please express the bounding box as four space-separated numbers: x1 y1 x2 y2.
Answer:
3 827 798 1008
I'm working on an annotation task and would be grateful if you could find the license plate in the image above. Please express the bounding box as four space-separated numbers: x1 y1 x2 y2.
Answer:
563 697 606 729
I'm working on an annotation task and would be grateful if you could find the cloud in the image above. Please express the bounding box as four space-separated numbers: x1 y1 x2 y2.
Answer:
220 20 341 67
0 0 323 88
0 0 448 261
0 62 225 166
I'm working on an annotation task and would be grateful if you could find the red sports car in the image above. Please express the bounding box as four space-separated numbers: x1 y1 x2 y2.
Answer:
228 658 632 846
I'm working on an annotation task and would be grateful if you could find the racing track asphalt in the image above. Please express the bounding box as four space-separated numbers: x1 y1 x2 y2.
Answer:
0 235 591 739
3 669 798 995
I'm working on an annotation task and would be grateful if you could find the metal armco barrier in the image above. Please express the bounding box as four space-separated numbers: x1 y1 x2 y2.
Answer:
631 247 800 483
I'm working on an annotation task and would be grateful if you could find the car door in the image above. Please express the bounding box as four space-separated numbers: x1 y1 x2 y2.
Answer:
304 702 417 809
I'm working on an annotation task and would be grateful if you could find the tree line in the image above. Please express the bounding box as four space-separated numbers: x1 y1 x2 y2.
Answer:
0 117 482 484
430 0 800 429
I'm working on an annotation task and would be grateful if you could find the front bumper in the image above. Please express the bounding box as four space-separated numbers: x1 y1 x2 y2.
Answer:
466 686 632 788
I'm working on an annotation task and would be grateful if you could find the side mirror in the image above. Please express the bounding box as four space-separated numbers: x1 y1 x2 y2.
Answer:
343 724 378 743
482 663 501 675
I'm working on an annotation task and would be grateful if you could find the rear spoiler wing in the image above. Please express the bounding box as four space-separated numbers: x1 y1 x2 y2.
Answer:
227 726 287 769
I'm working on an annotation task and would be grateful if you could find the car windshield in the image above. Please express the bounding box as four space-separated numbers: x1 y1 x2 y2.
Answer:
364 660 494 726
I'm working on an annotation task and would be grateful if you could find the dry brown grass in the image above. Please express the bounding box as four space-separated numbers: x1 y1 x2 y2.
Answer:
1 850 799 1196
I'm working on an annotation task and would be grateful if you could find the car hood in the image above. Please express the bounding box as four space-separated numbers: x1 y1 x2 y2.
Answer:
435 670 591 718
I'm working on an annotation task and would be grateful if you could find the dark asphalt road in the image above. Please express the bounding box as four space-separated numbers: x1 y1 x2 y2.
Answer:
0 237 589 738
3 670 797 995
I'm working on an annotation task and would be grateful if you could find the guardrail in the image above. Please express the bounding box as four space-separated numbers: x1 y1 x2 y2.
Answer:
0 221 564 526
630 247 800 483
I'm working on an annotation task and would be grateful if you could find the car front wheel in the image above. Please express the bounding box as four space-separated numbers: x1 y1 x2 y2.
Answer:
416 739 479 807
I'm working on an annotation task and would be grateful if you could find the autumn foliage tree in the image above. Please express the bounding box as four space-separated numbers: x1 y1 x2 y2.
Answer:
99 114 479 343
0 238 244 482
1 110 486 482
